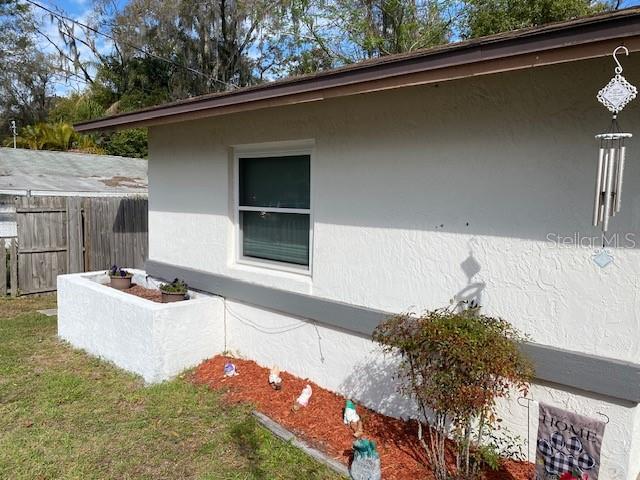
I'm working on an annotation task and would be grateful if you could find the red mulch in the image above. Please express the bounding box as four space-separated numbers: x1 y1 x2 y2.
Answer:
113 284 163 303
193 356 534 480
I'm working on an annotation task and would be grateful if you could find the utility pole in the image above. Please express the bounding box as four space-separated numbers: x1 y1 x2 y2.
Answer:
9 120 17 148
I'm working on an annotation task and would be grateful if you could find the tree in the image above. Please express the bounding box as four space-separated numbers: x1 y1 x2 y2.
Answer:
461 0 615 38
286 0 454 72
49 92 106 124
0 0 56 140
0 0 31 63
39 0 293 101
373 307 532 479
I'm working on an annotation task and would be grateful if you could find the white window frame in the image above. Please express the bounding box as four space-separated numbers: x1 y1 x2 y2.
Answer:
233 140 314 276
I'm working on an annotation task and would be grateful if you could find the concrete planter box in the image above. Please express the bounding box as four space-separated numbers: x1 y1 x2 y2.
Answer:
57 270 224 383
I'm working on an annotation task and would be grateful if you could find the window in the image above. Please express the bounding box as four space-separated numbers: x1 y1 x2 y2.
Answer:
236 150 311 270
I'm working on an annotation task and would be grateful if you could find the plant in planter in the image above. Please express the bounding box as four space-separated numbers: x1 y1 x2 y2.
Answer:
373 305 533 480
159 278 188 303
108 265 133 290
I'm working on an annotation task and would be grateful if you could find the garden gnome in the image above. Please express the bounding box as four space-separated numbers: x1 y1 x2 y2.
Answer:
292 384 312 411
268 366 282 390
343 400 364 437
223 362 238 377
349 438 381 480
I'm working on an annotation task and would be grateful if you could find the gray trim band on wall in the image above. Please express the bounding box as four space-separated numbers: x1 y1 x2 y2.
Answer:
146 259 640 403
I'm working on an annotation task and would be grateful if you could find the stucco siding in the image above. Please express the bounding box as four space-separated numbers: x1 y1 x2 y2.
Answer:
58 271 225 383
149 57 640 364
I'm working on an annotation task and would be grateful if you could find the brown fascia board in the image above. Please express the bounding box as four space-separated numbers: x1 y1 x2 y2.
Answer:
75 8 640 132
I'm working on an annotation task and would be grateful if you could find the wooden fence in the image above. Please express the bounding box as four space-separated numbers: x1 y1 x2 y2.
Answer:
0 195 147 296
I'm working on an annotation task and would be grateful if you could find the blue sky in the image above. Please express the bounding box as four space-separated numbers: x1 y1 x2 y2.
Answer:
49 0 127 17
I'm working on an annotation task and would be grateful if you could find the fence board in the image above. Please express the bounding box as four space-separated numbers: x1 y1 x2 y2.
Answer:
0 243 6 296
10 239 17 297
67 198 84 273
82 200 91 271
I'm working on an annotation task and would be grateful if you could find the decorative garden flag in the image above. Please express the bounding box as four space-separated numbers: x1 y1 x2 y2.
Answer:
536 403 606 480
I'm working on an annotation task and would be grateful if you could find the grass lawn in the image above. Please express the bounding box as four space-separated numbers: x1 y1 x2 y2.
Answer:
0 295 344 480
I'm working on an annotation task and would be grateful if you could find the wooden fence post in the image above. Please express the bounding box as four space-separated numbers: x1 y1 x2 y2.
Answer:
0 241 6 296
10 238 17 297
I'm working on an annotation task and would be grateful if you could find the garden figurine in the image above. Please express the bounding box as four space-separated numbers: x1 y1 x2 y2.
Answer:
292 384 312 411
343 399 364 437
223 362 238 377
349 438 381 480
268 366 282 390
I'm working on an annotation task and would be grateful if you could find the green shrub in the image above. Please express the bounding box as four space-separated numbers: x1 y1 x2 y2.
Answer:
373 307 533 479
3 122 105 154
159 278 188 294
104 128 148 158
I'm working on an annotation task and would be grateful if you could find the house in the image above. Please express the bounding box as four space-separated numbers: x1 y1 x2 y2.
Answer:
0 148 147 241
76 9 640 479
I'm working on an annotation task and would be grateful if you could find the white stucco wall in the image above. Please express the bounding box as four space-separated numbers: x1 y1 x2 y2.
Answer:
147 57 640 479
148 57 640 365
57 271 225 383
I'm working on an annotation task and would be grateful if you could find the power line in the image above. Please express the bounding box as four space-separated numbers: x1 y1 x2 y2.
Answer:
24 0 234 89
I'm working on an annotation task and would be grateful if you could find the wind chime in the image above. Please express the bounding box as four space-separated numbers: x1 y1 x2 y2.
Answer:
593 46 637 232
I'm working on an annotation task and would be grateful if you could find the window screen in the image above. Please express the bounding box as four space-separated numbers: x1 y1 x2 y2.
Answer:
238 154 310 267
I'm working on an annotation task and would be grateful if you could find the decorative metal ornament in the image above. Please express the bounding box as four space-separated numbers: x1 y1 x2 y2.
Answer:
597 75 637 113
593 46 636 232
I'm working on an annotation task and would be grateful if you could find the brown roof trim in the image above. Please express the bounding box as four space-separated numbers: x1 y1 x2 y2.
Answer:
76 7 640 132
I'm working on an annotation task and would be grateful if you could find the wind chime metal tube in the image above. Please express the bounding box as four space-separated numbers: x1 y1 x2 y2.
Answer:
593 132 632 231
593 147 604 226
615 145 626 212
592 46 637 233
604 145 615 231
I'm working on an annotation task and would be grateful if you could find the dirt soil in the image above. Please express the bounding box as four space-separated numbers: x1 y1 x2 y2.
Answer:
193 356 534 480
113 284 163 303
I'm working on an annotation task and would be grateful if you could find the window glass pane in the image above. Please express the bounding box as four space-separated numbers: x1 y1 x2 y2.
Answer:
240 155 310 209
242 211 309 266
